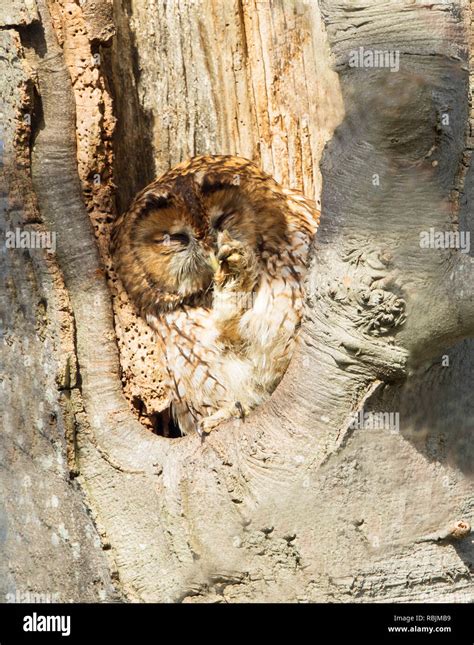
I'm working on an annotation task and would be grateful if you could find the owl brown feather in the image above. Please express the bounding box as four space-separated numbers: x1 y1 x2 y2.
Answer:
111 155 319 435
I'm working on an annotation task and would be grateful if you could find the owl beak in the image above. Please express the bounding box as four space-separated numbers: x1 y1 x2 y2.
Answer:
208 250 219 273
201 236 219 272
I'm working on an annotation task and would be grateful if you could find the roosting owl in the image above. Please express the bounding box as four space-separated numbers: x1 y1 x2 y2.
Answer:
111 156 319 435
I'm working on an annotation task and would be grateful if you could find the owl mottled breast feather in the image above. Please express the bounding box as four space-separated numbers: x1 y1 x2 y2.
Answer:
111 155 319 435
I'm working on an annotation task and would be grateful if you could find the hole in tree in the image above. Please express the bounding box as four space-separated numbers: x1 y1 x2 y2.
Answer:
131 396 183 438
150 407 182 438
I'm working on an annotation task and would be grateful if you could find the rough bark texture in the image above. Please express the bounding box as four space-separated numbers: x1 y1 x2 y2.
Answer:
0 0 473 603
0 21 118 602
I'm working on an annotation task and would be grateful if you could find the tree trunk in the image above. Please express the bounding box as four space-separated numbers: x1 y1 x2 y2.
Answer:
1 0 473 603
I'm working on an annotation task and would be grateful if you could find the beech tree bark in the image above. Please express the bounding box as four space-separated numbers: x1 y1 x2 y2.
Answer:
1 0 473 602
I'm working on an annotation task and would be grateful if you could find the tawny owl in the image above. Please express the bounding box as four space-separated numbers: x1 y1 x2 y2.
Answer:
111 156 318 436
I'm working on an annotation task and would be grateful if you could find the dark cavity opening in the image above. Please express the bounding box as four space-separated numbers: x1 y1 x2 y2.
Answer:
131 396 182 438
150 407 182 438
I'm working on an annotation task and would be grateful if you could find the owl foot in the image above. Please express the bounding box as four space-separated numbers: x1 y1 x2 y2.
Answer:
214 230 258 293
197 401 249 437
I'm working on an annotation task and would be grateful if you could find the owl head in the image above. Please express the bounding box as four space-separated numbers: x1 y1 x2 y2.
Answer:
110 156 290 317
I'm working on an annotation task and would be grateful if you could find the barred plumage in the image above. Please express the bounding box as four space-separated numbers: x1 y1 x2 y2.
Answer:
111 155 319 435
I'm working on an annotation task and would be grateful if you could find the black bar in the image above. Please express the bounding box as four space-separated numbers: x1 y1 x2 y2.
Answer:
0 603 472 642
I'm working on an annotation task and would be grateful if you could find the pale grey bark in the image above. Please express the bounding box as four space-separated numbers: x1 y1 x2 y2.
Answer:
0 0 472 603
0 25 117 602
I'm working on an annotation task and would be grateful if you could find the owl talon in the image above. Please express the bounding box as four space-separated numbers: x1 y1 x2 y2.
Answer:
217 242 245 266
214 232 257 292
235 401 246 420
197 416 221 436
197 401 250 436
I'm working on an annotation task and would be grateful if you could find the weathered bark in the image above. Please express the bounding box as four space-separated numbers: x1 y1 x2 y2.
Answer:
0 16 118 601
1 0 473 603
